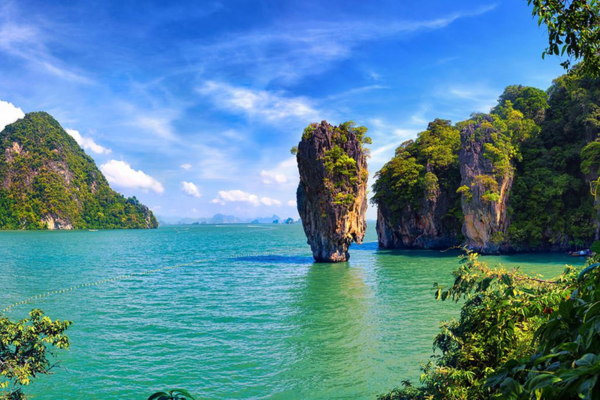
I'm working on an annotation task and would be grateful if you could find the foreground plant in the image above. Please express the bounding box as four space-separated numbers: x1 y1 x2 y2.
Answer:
148 389 196 400
380 251 577 399
0 309 71 399
489 257 600 398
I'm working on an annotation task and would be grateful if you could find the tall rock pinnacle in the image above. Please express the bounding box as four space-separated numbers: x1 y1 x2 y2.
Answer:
295 120 369 262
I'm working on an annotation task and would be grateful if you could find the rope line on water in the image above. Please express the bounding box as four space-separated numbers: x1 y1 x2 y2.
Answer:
1 249 309 314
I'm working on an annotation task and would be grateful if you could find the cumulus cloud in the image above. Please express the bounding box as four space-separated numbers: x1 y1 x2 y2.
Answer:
0 100 25 131
260 170 287 184
180 163 192 170
198 81 319 122
100 160 164 193
287 200 297 207
65 128 112 154
261 197 282 206
181 181 201 198
211 190 259 206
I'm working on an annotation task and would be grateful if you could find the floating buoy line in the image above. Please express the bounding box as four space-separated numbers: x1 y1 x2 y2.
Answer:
1 249 309 314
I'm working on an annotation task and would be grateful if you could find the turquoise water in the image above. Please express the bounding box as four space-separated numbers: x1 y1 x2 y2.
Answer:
0 224 584 399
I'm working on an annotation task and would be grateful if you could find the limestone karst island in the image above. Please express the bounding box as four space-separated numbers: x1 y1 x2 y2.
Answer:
3 1 600 400
295 121 369 262
0 112 157 230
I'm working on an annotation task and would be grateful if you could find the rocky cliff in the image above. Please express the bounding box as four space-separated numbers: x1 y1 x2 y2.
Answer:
458 115 515 253
0 112 158 230
295 121 369 262
373 119 463 249
374 73 600 253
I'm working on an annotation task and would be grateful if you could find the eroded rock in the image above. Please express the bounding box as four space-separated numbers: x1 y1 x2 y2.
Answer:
296 121 369 262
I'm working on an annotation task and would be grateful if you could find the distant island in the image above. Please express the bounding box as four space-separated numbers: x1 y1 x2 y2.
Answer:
0 112 157 230
157 214 300 225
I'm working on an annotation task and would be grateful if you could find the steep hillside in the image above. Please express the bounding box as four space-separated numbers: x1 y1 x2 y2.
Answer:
0 112 158 229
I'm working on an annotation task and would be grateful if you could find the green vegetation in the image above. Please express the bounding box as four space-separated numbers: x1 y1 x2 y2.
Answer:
372 118 462 231
1 309 71 399
527 0 600 75
379 252 579 399
318 121 369 209
0 112 158 230
373 69 600 250
507 70 598 250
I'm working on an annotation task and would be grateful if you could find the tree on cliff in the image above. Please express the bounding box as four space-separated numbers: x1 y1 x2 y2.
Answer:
528 0 600 75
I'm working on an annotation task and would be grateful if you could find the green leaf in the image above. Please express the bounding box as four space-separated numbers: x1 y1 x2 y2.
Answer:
575 353 598 368
524 373 562 391
500 377 524 398
148 393 170 400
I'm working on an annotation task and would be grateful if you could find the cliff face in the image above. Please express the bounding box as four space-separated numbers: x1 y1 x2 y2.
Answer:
375 174 461 249
296 121 369 262
0 112 158 230
458 115 514 253
373 119 463 250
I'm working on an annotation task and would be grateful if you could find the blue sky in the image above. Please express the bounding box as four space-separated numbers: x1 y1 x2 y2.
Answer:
0 0 566 221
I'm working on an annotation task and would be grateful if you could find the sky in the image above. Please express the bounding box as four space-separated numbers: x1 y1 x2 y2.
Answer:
0 0 567 221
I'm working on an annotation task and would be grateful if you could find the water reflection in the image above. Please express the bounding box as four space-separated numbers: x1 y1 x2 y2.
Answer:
276 262 375 399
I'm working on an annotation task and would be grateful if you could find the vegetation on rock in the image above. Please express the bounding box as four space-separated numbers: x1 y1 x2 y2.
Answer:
0 112 158 230
374 68 600 252
295 120 369 262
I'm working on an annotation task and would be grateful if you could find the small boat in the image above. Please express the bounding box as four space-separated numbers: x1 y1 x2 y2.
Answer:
88 229 98 232
570 249 592 257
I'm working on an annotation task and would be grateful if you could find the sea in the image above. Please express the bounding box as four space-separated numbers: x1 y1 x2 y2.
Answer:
0 224 585 399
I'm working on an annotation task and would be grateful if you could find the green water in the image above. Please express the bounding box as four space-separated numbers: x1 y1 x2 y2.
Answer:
0 224 584 399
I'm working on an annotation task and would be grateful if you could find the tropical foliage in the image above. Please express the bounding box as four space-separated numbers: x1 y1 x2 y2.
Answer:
527 0 600 75
373 68 600 251
0 309 71 399
318 121 370 208
372 118 461 220
379 252 579 399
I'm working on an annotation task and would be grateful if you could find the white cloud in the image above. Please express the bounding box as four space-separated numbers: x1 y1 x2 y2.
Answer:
287 200 297 207
181 181 201 198
210 191 282 206
0 100 25 131
135 116 176 140
260 157 298 187
211 190 259 206
261 197 282 206
65 128 112 154
100 160 164 193
260 170 287 184
180 163 192 170
198 81 319 122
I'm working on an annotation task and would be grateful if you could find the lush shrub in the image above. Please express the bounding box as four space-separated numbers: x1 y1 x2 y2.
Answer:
379 252 577 399
0 309 71 399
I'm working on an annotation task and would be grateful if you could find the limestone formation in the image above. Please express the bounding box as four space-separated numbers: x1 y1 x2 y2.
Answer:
458 115 514 253
296 121 369 262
